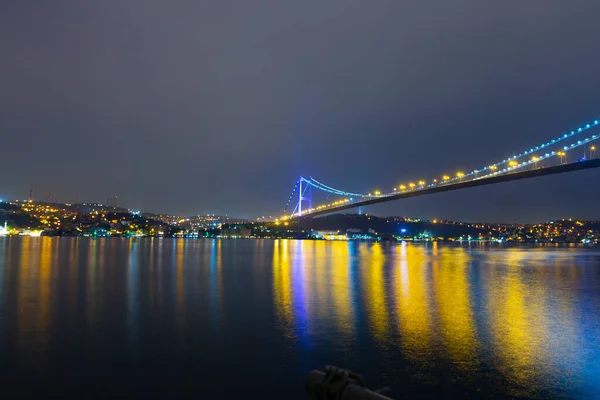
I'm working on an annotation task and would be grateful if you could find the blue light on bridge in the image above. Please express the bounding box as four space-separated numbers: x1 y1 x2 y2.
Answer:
285 117 600 215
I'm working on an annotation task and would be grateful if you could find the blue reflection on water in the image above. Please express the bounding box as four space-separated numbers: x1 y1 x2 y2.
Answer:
127 239 139 337
292 241 310 351
209 239 222 330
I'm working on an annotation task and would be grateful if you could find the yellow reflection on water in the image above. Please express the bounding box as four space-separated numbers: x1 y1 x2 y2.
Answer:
394 243 433 362
360 242 389 347
125 238 139 335
330 242 355 341
273 240 293 335
38 238 52 334
16 237 51 368
309 241 329 321
87 239 99 326
487 250 549 392
269 240 582 395
67 239 79 317
172 239 187 339
176 239 185 320
433 247 479 371
273 240 357 344
17 237 33 350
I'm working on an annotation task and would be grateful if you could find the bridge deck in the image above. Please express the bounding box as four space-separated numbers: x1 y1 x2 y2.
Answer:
296 158 600 218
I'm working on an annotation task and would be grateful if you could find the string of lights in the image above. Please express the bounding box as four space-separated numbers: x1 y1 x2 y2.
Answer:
283 179 300 214
467 119 600 178
280 118 600 219
305 177 376 198
309 118 600 196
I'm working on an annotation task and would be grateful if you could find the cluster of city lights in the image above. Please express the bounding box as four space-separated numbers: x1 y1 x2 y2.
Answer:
280 119 599 219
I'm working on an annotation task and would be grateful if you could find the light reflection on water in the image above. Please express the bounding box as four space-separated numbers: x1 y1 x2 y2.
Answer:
270 240 600 397
0 237 599 398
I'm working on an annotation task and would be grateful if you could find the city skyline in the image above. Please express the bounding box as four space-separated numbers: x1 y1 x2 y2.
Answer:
2 1 600 222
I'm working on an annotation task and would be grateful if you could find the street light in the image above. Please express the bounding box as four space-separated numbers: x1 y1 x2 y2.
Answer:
418 180 425 187
590 145 596 159
531 156 539 169
409 182 416 189
456 172 464 181
442 175 450 181
508 160 518 169
399 185 406 191
557 151 566 164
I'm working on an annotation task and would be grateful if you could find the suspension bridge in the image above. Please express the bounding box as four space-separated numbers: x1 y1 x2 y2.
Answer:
279 118 600 221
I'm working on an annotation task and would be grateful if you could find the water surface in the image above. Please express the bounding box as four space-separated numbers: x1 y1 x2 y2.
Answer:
0 238 599 398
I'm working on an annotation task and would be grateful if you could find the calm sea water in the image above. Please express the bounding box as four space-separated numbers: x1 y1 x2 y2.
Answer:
0 238 599 399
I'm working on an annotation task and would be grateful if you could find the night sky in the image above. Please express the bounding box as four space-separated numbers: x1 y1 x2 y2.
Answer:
2 1 600 222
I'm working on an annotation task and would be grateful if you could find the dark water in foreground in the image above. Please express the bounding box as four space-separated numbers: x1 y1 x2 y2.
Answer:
0 238 599 399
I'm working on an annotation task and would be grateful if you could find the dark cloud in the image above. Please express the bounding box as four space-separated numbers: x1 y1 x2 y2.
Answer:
1 1 600 221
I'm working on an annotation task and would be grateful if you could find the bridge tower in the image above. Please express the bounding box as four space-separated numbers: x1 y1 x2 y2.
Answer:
297 178 312 216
